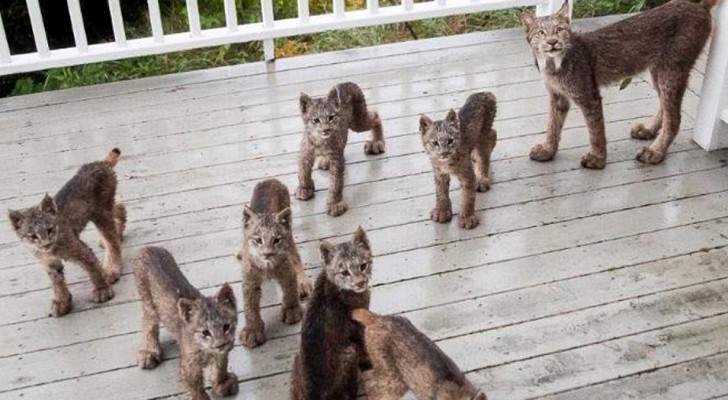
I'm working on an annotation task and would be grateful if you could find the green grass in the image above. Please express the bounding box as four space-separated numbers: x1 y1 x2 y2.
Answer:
5 0 649 96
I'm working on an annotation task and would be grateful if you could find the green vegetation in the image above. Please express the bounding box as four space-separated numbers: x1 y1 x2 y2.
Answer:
6 0 652 96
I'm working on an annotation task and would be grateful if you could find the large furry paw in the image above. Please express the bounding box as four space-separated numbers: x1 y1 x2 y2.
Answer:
630 123 658 140
213 373 239 397
476 178 491 192
316 156 330 170
364 140 385 155
239 326 266 348
636 146 665 164
326 201 348 217
49 294 73 317
298 277 313 301
580 152 606 170
459 214 480 229
529 144 556 162
281 304 303 325
92 286 115 303
104 267 121 284
430 204 453 223
137 349 162 370
295 186 315 201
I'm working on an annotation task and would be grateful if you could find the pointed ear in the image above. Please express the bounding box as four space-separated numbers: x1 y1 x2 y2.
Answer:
8 210 23 231
445 109 459 127
39 194 57 215
556 0 570 21
177 298 200 323
353 226 370 251
327 86 341 107
519 9 536 30
275 207 292 227
419 114 433 135
215 283 237 310
473 391 488 400
242 206 258 229
319 241 336 264
299 93 312 114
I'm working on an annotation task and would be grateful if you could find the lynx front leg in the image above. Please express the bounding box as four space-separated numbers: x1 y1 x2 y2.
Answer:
66 237 114 303
430 170 452 223
531 91 569 162
137 300 162 369
326 156 348 216
180 351 210 400
240 267 266 348
295 142 316 201
211 352 239 397
290 249 313 300
456 167 479 229
41 258 73 317
574 94 607 169
276 264 303 325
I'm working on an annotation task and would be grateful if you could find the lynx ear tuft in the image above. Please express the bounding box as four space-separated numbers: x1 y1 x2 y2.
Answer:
275 207 292 226
520 9 536 28
242 206 259 228
352 226 370 251
556 0 570 22
178 298 200 323
8 210 23 231
319 241 336 264
327 85 342 107
419 114 433 134
39 194 57 215
215 283 237 310
299 93 312 114
445 109 459 127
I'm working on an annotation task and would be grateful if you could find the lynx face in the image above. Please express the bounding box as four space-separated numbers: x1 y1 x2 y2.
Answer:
8 194 60 253
243 207 292 270
521 1 572 60
177 284 237 354
300 91 342 141
320 227 372 293
420 110 464 165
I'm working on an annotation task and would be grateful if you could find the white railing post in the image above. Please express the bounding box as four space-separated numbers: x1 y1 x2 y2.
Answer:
0 12 10 64
66 0 88 52
298 0 310 23
224 0 238 31
403 0 414 11
367 0 379 14
333 0 345 19
261 0 275 61
694 1 728 151
147 0 164 43
186 0 202 37
437 0 446 6
108 0 127 47
26 0 50 57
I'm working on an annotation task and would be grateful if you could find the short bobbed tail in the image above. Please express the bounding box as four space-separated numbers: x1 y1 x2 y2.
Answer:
104 148 121 167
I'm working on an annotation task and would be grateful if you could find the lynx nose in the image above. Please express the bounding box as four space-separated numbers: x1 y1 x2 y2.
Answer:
262 248 276 259
547 38 558 46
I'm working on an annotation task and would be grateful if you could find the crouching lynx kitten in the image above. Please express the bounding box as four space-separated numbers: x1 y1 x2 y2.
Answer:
8 148 126 317
290 227 373 400
134 247 239 400
238 178 313 348
353 309 487 400
520 0 717 168
420 93 497 229
296 82 385 217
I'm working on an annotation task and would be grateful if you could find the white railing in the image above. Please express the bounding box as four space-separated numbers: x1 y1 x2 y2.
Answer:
0 0 564 76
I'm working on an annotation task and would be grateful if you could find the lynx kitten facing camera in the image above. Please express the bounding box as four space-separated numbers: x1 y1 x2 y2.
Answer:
8 148 126 317
238 178 313 348
296 82 385 217
420 92 497 229
134 247 239 400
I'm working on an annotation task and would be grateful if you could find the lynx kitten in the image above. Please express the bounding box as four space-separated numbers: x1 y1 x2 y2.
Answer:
296 82 385 217
420 93 497 229
238 178 313 348
134 246 239 400
8 148 126 317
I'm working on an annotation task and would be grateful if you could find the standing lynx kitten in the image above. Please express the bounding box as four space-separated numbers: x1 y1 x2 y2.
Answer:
521 0 716 168
290 227 373 400
134 247 239 400
238 178 313 348
296 82 385 217
420 92 497 229
352 309 488 400
8 148 126 317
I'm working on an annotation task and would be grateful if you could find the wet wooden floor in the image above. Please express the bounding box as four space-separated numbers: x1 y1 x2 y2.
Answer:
0 15 726 400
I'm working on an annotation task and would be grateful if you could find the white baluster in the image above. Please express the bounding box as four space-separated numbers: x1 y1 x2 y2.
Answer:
0 12 10 64
298 0 310 23
224 0 238 31
186 0 202 37
107 0 127 47
334 0 345 19
147 0 164 43
26 0 50 57
66 0 88 52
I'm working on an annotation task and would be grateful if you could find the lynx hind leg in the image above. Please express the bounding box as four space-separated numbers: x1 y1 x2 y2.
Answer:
474 129 497 192
92 211 123 283
631 70 663 140
67 236 114 303
362 111 386 155
362 368 408 400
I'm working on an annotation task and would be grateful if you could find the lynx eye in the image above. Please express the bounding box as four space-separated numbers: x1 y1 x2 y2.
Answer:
360 263 368 271
222 324 231 333
313 117 321 124
430 141 439 147
447 138 454 145
252 237 262 245
29 234 39 241
341 270 351 277
47 227 54 235
537 29 546 36
273 237 282 245
202 329 211 338
556 27 565 33
328 115 336 122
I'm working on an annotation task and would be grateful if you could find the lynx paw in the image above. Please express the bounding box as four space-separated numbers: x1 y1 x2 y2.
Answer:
316 156 330 170
636 147 665 164
49 294 73 317
630 123 658 140
239 326 266 348
213 373 239 397
92 286 115 303
476 178 491 192
104 267 121 284
298 277 313 301
459 214 480 229
580 152 606 170
281 305 303 325
326 201 348 217
295 186 315 201
364 140 386 155
529 144 556 162
137 349 162 370
430 205 453 223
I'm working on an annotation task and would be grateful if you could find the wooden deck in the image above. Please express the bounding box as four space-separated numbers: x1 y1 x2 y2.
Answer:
0 15 726 400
